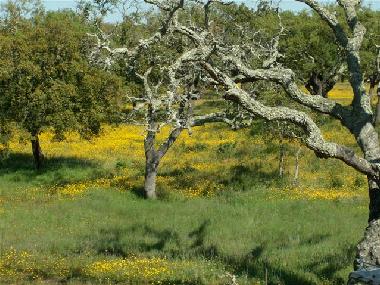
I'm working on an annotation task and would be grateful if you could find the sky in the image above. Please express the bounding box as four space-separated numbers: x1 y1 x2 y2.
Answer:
4 0 380 22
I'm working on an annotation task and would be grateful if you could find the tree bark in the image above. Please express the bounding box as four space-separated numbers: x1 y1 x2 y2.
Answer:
354 122 380 268
375 84 380 126
144 161 158 199
144 130 159 199
31 132 44 170
356 191 380 268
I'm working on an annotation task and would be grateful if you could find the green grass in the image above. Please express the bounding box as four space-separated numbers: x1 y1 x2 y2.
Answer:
0 112 372 284
0 183 368 284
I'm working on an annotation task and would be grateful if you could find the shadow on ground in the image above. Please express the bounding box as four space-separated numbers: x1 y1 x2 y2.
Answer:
91 220 354 285
224 163 283 189
0 153 99 184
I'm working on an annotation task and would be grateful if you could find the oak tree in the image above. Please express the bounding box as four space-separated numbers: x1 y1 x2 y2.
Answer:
0 5 124 168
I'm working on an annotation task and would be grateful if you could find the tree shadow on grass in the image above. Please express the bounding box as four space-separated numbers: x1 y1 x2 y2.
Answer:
0 153 98 183
184 221 318 285
94 225 183 257
93 221 216 258
218 239 353 285
220 249 320 285
94 227 130 257
299 234 331 247
129 185 146 198
304 244 356 284
160 165 197 178
223 163 281 189
91 221 352 285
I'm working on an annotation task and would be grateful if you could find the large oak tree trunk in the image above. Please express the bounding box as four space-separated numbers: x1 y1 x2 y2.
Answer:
354 122 380 268
31 132 44 170
375 84 380 126
356 182 380 268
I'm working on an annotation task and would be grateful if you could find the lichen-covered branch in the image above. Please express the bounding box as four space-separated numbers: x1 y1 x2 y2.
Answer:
87 0 184 67
201 62 379 179
225 56 351 122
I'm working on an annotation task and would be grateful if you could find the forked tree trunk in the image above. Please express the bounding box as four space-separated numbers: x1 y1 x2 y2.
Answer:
31 132 44 170
144 132 159 199
142 121 182 199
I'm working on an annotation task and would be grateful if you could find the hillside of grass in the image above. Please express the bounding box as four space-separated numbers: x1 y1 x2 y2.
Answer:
0 85 375 284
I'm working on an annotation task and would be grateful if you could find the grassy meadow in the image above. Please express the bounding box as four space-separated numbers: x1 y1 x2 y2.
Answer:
0 85 375 284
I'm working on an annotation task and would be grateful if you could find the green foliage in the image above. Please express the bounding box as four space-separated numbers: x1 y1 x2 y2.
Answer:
77 0 119 23
359 8 380 80
0 7 125 143
0 0 43 27
280 10 341 83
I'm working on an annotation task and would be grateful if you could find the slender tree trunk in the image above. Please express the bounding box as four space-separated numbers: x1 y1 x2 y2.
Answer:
31 132 44 170
293 147 302 185
368 82 376 99
279 141 285 177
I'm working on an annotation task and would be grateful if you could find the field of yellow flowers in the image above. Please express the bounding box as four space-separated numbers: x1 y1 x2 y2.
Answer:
4 120 366 201
0 84 373 284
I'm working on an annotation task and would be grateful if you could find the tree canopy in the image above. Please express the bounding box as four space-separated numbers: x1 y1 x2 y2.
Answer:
0 5 125 167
